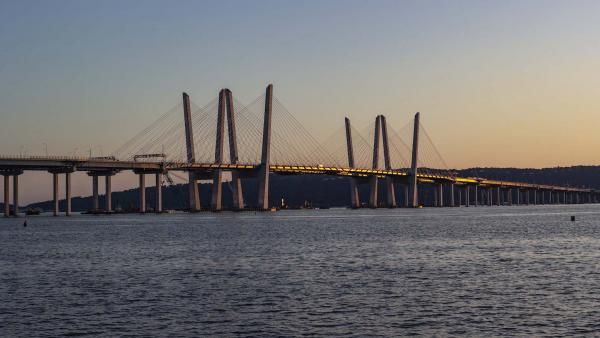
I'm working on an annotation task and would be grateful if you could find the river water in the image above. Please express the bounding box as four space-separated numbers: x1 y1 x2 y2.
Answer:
1 205 600 337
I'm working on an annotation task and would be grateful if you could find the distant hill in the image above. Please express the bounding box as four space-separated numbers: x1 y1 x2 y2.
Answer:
23 166 600 211
459 166 600 189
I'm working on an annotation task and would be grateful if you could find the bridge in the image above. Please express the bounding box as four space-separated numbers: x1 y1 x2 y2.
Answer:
1 85 597 216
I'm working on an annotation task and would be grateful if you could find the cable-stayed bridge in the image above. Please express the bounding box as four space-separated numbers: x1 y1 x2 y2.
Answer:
0 85 597 216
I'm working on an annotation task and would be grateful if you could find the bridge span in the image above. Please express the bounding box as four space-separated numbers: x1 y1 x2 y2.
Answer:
1 85 597 216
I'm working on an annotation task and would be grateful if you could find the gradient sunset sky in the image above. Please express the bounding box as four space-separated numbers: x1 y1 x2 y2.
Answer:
1 0 600 203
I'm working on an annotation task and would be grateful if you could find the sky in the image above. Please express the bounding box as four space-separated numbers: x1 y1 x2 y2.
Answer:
1 0 600 203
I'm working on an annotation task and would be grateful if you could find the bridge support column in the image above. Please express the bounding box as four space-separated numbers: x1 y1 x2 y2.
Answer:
139 174 146 213
516 189 520 206
437 184 443 207
543 190 548 205
495 187 501 206
464 186 470 207
3 175 9 217
507 189 513 206
53 173 59 216
12 175 19 216
450 184 455 207
385 177 396 208
473 185 478 206
92 176 99 211
65 172 71 216
155 173 162 213
257 84 273 210
369 178 378 208
105 175 112 212
457 188 462 207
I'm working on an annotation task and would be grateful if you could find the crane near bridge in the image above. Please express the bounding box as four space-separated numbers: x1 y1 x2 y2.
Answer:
1 85 597 217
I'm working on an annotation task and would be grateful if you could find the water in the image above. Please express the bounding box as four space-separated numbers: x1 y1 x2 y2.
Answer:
2 205 600 337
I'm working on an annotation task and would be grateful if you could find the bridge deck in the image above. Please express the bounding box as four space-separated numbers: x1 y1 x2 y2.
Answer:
0 157 593 193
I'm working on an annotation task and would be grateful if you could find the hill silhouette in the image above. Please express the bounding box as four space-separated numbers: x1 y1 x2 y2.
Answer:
22 166 600 211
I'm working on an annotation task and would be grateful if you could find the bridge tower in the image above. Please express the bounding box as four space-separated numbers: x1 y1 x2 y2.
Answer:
226 89 244 210
210 89 245 211
381 115 397 208
257 84 273 210
211 90 226 211
345 117 360 208
408 112 420 207
369 115 382 208
183 92 200 211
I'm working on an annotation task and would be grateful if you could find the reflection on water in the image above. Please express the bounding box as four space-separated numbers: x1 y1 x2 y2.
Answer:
1 205 600 336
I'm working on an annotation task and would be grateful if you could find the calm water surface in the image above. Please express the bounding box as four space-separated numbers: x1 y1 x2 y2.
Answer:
2 205 600 337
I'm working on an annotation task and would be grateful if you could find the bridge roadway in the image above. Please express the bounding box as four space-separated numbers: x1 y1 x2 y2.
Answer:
0 156 597 217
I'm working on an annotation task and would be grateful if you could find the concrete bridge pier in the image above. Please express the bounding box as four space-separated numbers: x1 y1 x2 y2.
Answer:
52 173 59 216
2 170 23 217
496 187 501 206
541 189 546 204
473 185 478 206
464 186 470 207
369 177 378 208
12 174 19 216
516 189 520 206
3 175 9 217
487 188 492 206
449 184 455 207
92 175 99 211
437 184 443 207
138 173 146 213
105 175 113 212
457 188 462 207
155 173 162 213
65 172 72 216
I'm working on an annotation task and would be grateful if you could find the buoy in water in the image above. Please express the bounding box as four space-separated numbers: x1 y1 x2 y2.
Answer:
571 216 576 222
